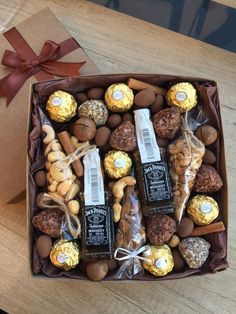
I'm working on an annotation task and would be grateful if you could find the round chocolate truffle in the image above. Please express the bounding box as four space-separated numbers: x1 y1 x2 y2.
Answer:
36 235 52 258
203 149 216 164
147 214 176 245
34 170 47 187
95 126 111 147
78 100 108 126
72 117 96 141
134 89 155 107
172 249 185 272
122 112 134 124
107 114 122 129
76 92 88 104
87 87 104 100
156 137 169 147
86 260 108 281
177 217 194 238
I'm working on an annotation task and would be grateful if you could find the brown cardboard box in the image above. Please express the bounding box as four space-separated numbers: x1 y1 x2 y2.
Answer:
0 8 100 206
28 74 228 280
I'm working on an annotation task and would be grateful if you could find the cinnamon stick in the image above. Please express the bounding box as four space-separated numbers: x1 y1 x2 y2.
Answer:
127 78 166 96
57 131 84 177
189 221 225 237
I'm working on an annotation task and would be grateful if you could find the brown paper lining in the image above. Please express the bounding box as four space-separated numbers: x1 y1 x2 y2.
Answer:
28 74 228 280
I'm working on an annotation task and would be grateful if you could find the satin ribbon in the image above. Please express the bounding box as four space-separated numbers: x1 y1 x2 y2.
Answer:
114 245 152 263
40 193 81 239
0 27 86 105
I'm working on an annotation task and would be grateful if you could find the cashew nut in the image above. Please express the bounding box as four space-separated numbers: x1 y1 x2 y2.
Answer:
70 136 89 149
68 200 80 215
112 176 136 222
48 151 66 162
50 162 73 182
51 142 62 151
48 180 59 192
42 125 55 145
45 161 52 171
65 182 80 202
57 179 73 196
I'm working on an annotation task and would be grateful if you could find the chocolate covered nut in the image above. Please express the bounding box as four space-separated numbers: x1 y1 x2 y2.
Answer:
87 87 104 99
34 170 47 187
95 127 111 147
147 214 176 245
72 117 96 141
193 164 223 193
150 94 164 114
36 235 52 258
156 137 169 147
152 107 181 139
76 92 88 104
177 217 194 238
134 89 155 107
78 100 108 126
107 114 122 128
122 112 134 124
203 149 216 164
195 125 218 146
109 121 136 152
86 260 108 281
172 249 185 271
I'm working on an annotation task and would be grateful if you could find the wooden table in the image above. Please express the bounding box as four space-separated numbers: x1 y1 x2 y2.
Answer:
0 1 236 313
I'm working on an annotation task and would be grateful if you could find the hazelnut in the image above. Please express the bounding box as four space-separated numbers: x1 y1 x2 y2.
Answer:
72 117 96 141
168 234 180 248
195 125 218 145
193 164 223 193
86 260 108 281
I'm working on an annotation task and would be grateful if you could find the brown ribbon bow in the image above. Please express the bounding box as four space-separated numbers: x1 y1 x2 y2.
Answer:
0 28 86 106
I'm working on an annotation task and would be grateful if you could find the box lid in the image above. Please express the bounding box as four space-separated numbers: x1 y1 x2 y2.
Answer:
0 8 100 206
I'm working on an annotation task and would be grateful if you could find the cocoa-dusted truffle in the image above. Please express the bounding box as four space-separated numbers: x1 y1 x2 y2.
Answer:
179 237 210 269
203 149 216 164
147 214 176 245
150 94 164 114
152 107 181 139
87 87 104 100
95 127 111 147
134 89 155 107
109 121 137 152
122 112 134 124
193 164 223 193
34 170 47 187
107 114 122 128
177 217 194 238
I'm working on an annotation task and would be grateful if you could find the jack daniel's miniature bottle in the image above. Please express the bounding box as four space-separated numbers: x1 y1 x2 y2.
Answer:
81 149 114 260
134 109 173 215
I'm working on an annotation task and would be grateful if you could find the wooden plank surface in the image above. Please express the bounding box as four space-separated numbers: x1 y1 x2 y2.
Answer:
0 0 236 313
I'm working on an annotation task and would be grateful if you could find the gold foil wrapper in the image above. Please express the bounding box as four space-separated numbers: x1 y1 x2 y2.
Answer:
105 83 134 112
50 239 79 271
166 82 197 112
187 195 219 225
46 90 77 122
142 245 174 276
104 150 132 179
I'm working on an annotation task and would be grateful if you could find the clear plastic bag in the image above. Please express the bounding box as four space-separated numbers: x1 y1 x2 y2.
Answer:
114 186 146 279
168 112 205 223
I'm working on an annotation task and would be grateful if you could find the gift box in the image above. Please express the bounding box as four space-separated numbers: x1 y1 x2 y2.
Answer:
0 8 100 206
28 73 228 280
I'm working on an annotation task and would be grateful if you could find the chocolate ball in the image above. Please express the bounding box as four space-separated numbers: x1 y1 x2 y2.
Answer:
156 137 169 147
203 149 216 164
122 112 134 124
106 259 118 271
150 94 164 114
72 117 96 141
177 217 194 238
134 89 156 108
95 126 111 147
107 114 122 128
172 249 185 272
147 214 176 245
36 235 52 258
195 125 218 146
34 170 47 187
87 87 104 100
76 92 88 104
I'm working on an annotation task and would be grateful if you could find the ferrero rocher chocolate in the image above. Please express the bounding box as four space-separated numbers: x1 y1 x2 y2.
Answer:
104 150 132 179
187 195 219 225
50 239 79 271
105 83 134 112
166 82 197 112
142 245 174 276
46 90 77 122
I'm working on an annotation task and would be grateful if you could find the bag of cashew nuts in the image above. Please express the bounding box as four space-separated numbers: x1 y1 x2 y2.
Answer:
114 186 147 279
168 112 206 224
